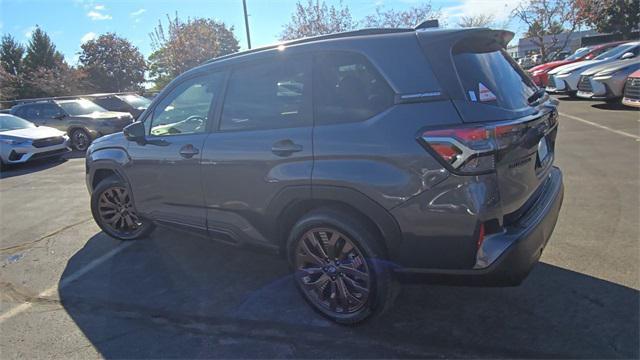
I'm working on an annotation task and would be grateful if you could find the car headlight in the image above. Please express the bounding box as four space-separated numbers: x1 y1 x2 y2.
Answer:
0 138 30 145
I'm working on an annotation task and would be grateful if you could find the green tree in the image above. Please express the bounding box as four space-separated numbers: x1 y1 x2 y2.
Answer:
512 0 581 62
576 0 639 40
361 2 441 28
79 33 147 92
0 35 25 76
23 26 64 71
149 14 240 89
280 0 355 40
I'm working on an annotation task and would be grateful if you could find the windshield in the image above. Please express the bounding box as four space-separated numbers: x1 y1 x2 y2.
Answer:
566 47 591 60
0 115 36 131
117 94 151 109
594 44 636 60
57 99 107 116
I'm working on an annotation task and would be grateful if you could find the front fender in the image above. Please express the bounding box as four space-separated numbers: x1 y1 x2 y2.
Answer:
85 147 131 194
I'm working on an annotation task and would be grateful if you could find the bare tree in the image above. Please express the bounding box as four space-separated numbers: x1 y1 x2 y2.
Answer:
512 0 581 62
280 0 356 40
361 2 441 28
458 14 495 28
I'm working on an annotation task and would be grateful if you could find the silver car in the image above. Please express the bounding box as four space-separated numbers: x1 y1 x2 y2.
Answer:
546 42 639 95
577 59 640 101
0 114 70 167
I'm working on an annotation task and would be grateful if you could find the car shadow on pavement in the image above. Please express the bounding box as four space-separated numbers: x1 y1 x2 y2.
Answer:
0 157 67 179
59 230 639 359
0 150 83 179
591 102 639 111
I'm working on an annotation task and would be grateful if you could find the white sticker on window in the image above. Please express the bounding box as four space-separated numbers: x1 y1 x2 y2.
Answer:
468 91 477 102
478 83 497 102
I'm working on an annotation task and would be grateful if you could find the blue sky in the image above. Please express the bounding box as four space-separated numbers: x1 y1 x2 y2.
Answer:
0 0 523 65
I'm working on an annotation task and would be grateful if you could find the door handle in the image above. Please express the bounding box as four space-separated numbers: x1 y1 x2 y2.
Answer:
271 139 303 156
179 144 200 159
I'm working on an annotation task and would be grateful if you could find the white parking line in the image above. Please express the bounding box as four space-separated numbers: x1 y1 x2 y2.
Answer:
560 112 640 141
0 241 134 323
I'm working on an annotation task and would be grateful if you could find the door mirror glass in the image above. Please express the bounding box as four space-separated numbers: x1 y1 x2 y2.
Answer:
621 52 635 60
124 121 146 142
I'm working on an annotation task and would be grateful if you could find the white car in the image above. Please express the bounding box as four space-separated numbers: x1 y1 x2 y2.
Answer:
546 41 639 96
0 114 70 167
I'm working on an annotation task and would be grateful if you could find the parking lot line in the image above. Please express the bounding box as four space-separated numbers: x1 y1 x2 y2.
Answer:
559 112 640 141
0 241 134 323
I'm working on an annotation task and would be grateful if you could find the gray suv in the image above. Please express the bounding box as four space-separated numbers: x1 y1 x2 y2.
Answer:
12 99 133 150
86 27 564 324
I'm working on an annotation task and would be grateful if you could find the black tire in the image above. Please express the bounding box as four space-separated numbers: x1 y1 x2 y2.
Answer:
70 128 91 151
91 176 154 240
287 207 397 325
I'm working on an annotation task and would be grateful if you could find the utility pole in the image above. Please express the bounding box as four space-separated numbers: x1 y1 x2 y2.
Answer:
242 0 252 49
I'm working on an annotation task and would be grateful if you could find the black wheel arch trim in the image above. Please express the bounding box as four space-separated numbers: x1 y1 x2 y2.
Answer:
266 185 403 260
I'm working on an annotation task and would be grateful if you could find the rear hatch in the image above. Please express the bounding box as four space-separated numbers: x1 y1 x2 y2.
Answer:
417 29 558 216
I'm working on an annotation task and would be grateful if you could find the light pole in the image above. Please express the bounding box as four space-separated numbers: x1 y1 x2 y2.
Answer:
242 0 252 49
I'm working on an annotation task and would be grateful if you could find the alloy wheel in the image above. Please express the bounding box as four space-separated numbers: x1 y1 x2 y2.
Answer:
72 130 90 151
294 227 371 314
98 186 143 237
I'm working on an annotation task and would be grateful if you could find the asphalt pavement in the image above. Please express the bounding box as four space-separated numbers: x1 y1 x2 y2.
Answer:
0 97 638 359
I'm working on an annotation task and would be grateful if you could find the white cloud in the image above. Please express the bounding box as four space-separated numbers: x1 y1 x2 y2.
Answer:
81 32 96 44
24 26 36 38
93 4 105 10
87 10 112 20
130 8 146 17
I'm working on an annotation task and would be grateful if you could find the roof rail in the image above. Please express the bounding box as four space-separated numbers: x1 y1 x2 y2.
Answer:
204 28 414 65
1 92 141 106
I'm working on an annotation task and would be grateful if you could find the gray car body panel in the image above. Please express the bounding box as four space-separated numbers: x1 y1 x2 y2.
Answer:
86 28 563 276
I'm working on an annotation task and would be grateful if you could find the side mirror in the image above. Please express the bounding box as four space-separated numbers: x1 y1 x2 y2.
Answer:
621 52 635 60
123 121 146 143
53 113 66 120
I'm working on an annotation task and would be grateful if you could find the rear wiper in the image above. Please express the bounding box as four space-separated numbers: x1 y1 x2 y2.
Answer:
528 88 547 105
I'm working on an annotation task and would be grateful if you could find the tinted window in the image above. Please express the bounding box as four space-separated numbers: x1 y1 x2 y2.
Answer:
57 99 106 116
93 97 128 112
314 52 394 124
220 56 311 131
40 103 62 117
149 73 223 136
454 49 537 110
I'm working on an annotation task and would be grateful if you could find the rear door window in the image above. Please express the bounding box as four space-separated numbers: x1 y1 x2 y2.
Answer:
454 49 537 110
220 56 311 131
314 51 394 124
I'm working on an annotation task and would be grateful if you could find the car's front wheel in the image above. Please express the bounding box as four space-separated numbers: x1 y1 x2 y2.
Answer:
287 207 396 324
91 176 154 240
70 128 91 151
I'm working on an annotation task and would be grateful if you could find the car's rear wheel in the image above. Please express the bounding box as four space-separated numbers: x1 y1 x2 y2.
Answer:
91 176 153 240
287 207 396 324
70 129 91 151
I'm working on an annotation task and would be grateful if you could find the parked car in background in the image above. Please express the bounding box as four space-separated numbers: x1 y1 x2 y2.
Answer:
546 41 639 96
11 99 133 151
88 93 151 119
622 69 640 108
86 27 563 324
518 56 536 69
0 114 69 167
529 42 624 87
577 59 640 101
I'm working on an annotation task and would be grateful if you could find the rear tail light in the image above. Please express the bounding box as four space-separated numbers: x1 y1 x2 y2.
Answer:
419 122 527 175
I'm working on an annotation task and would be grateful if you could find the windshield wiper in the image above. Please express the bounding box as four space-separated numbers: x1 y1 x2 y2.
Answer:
528 88 547 105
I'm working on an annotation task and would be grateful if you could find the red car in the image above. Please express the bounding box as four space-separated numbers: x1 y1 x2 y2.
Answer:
529 41 625 87
622 69 640 108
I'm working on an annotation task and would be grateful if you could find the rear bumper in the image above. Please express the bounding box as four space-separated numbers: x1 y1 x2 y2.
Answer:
395 167 564 286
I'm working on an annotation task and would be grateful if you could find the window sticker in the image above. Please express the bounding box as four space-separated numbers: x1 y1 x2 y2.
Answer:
468 90 477 102
478 83 497 102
